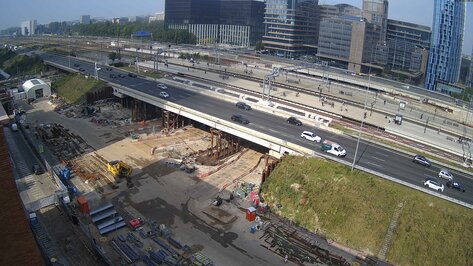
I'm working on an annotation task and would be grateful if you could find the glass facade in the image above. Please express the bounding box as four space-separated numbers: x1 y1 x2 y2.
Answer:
379 19 431 74
424 0 466 91
263 0 319 58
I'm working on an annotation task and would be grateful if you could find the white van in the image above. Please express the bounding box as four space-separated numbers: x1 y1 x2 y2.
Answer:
321 140 347 157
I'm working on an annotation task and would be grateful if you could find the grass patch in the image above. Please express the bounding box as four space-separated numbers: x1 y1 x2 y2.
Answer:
52 73 106 104
0 49 46 76
262 156 473 265
120 66 162 79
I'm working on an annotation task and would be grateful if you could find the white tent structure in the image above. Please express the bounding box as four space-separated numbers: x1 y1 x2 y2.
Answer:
22 79 51 100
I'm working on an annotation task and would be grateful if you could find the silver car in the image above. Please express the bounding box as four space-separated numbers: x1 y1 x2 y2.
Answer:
438 169 453 181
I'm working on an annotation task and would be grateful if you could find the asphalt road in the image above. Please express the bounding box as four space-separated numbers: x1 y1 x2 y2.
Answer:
43 54 473 206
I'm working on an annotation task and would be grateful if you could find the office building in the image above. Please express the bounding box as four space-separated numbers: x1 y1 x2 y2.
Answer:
317 16 379 73
263 0 319 58
425 0 466 91
319 4 361 21
467 47 473 88
375 19 431 80
362 0 388 43
128 16 146 23
149 12 165 23
165 0 265 47
21 20 37 36
80 15 90 25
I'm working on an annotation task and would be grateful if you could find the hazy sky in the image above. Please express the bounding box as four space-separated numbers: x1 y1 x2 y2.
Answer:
1 0 472 54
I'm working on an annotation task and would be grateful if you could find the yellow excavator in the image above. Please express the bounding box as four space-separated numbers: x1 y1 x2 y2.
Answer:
107 160 133 187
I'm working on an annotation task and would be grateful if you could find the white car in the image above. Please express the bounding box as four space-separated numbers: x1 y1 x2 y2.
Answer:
301 131 321 143
158 83 168 90
159 91 169 99
424 178 444 192
438 169 453 181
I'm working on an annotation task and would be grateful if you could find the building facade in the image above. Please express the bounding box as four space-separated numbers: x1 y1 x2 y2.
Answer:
374 19 432 79
425 0 466 91
21 20 37 36
165 0 264 47
319 4 361 21
317 16 378 73
80 15 90 25
467 46 473 88
263 0 319 58
362 0 388 43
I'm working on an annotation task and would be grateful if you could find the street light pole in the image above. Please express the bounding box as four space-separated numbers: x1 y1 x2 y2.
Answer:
351 72 372 171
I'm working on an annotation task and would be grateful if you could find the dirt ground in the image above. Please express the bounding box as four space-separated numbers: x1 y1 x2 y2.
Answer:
26 98 283 265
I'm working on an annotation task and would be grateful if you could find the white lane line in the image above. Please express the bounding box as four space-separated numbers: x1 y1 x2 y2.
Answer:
375 151 389 157
371 157 385 162
365 161 383 168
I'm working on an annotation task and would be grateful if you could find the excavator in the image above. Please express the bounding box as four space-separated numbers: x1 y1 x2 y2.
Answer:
107 160 133 188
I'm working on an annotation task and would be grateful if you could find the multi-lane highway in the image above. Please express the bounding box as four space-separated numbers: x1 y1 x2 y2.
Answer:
43 53 473 205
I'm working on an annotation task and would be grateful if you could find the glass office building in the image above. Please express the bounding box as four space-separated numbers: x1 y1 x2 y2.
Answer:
424 0 466 91
263 0 319 58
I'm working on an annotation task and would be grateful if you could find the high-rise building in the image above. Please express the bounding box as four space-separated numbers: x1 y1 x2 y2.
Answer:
362 0 388 43
80 15 91 25
319 4 361 21
317 16 379 73
164 0 264 47
425 0 466 91
263 0 319 58
375 19 431 80
467 46 473 88
21 20 37 36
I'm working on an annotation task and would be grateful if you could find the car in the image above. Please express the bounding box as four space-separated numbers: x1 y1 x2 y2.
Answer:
128 73 137 78
236 102 251 110
32 164 44 175
231 114 249 124
412 155 431 167
423 178 444 192
301 131 321 142
73 63 80 67
78 68 85 72
109 73 116 78
159 91 169 99
438 169 453 181
117 73 126 78
446 180 465 192
158 83 168 90
287 116 302 126
106 67 113 71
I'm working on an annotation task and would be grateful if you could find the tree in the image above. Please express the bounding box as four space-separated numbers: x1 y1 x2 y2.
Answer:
109 52 117 62
255 41 264 51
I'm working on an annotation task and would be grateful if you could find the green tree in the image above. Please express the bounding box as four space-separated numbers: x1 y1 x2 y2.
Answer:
255 41 264 51
108 52 117 62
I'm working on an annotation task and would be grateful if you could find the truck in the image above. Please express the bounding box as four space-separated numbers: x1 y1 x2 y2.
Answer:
321 140 347 157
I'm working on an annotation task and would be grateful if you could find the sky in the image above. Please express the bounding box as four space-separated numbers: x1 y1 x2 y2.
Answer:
0 0 472 54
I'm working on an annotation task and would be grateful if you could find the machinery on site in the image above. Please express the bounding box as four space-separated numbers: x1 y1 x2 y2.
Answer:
107 160 133 187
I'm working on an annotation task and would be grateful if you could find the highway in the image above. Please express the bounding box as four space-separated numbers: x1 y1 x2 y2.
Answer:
43 53 473 206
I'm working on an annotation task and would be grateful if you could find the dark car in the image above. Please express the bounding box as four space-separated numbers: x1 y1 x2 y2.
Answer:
287 116 302 126
412 155 431 167
73 63 80 67
78 68 85 72
106 67 113 71
446 180 466 192
236 102 251 110
32 164 44 175
128 73 137 78
231 114 249 124
117 74 126 78
109 73 117 78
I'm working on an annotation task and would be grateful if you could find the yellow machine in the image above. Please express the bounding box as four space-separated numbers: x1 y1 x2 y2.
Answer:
107 160 133 187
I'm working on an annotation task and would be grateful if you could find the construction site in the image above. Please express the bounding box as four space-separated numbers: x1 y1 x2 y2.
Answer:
14 85 381 266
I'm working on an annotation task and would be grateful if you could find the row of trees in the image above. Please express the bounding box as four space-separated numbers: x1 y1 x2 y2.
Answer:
36 21 196 45
0 48 46 76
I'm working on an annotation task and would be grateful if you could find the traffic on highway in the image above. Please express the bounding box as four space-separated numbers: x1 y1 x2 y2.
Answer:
43 53 473 206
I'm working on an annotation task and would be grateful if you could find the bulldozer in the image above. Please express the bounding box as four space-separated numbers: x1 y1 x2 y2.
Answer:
107 160 133 188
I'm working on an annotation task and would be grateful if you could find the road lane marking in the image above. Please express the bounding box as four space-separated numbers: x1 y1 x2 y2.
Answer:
365 161 382 168
371 157 385 162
